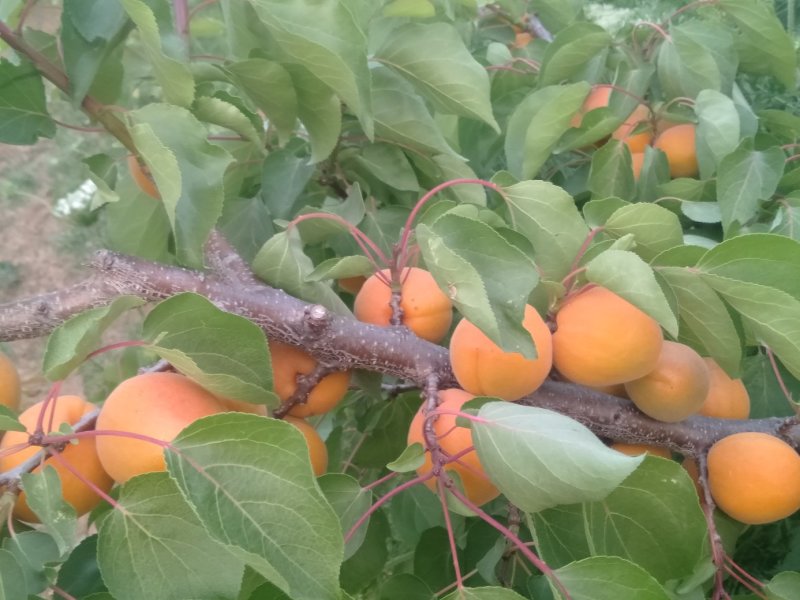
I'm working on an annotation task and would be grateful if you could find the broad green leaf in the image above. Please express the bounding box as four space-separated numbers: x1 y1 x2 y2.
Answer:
97 473 244 600
0 59 55 144
104 185 172 261
259 143 316 220
430 154 487 206
538 23 611 87
473 402 642 513
605 203 683 261
318 474 371 560
129 104 234 268
588 141 635 201
0 548 26 600
417 212 540 357
375 23 498 131
503 180 589 281
64 0 127 42
505 82 590 180
413 528 458 591
699 275 800 380
341 508 389 594
716 140 784 232
443 588 526 600
353 143 420 191
0 405 25 432
167 413 343 600
2 531 60 594
224 59 297 144
84 153 119 209
390 485 463 549
719 0 796 88
354 393 419 469
530 0 578 32
531 457 708 583
585 250 679 336
247 0 373 137
555 556 671 600
56 535 107 597
387 443 425 473
218 195 275 263
306 255 373 282
193 96 264 148
286 65 341 162
42 296 146 380
121 0 194 107
372 66 456 157
142 292 275 405
681 200 721 224
252 229 351 315
694 89 740 178
380 573 434 600
383 0 435 18
656 22 732 99
21 466 78 555
742 353 799 418
765 571 800 600
658 267 742 376
582 196 630 228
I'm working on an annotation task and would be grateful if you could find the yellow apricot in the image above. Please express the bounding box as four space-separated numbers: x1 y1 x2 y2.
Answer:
354 267 453 343
407 389 499 506
449 305 553 401
697 358 750 420
0 396 113 522
0 352 21 412
284 416 328 476
625 341 710 423
653 123 698 178
127 155 160 200
708 432 800 525
552 286 663 387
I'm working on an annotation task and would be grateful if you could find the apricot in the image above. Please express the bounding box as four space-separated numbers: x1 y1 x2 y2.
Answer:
127 155 160 200
697 358 750 420
512 31 534 48
338 276 366 295
354 267 453 343
0 351 21 411
611 442 671 460
631 152 645 182
407 389 499 506
0 396 113 522
284 416 328 476
267 340 350 418
570 85 653 151
590 383 628 398
708 432 800 525
449 304 553 401
625 341 710 423
552 286 663 387
95 372 226 483
653 123 698 178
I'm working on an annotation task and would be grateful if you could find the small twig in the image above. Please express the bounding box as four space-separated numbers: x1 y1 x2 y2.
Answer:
273 364 335 419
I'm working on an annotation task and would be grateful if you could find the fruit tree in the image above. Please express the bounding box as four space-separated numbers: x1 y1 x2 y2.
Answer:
0 1 800 599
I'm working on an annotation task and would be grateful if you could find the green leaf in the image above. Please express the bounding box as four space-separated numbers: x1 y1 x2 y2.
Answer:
193 96 264 148
341 508 389 594
694 89 740 178
286 65 342 163
318 474 371 560
604 203 683 262
0 405 25 432
128 103 234 268
538 23 612 87
56 535 107 597
247 0 373 137
42 296 146 381
259 143 316 220
505 82 590 180
387 442 425 473
64 0 127 42
585 250 678 336
658 267 742 375
2 531 60 594
306 255 373 282
353 143 420 192
719 0 797 89
765 571 800 600
742 352 798 419
0 59 55 144
372 66 456 157
443 588 526 600
353 392 420 469
121 0 194 107
224 59 297 144
84 153 119 209
20 466 78 555
380 573 434 600
473 402 642 513
588 141 635 201
0 548 26 600
417 212 540 357
531 457 708 583
142 292 275 405
656 22 732 99
375 23 498 131
167 413 344 600
252 229 351 315
218 195 275 263
555 556 671 600
503 180 589 281
97 472 244 600
716 139 784 232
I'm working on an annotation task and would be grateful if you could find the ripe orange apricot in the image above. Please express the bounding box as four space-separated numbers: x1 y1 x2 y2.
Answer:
552 286 663 387
611 442 671 460
512 31 534 48
625 341 710 423
0 351 21 411
449 305 553 401
570 85 652 151
708 432 800 525
267 340 351 418
0 396 114 522
631 152 645 181
354 267 453 343
284 416 328 476
590 382 628 397
697 358 750 420
407 389 499 506
653 123 698 178
96 372 226 483
127 155 160 200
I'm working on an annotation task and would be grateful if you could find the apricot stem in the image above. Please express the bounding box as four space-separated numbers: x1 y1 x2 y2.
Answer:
46 448 124 514
724 557 766 596
33 381 64 438
362 470 400 492
42 429 170 450
85 340 148 362
51 587 78 600
563 227 604 291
